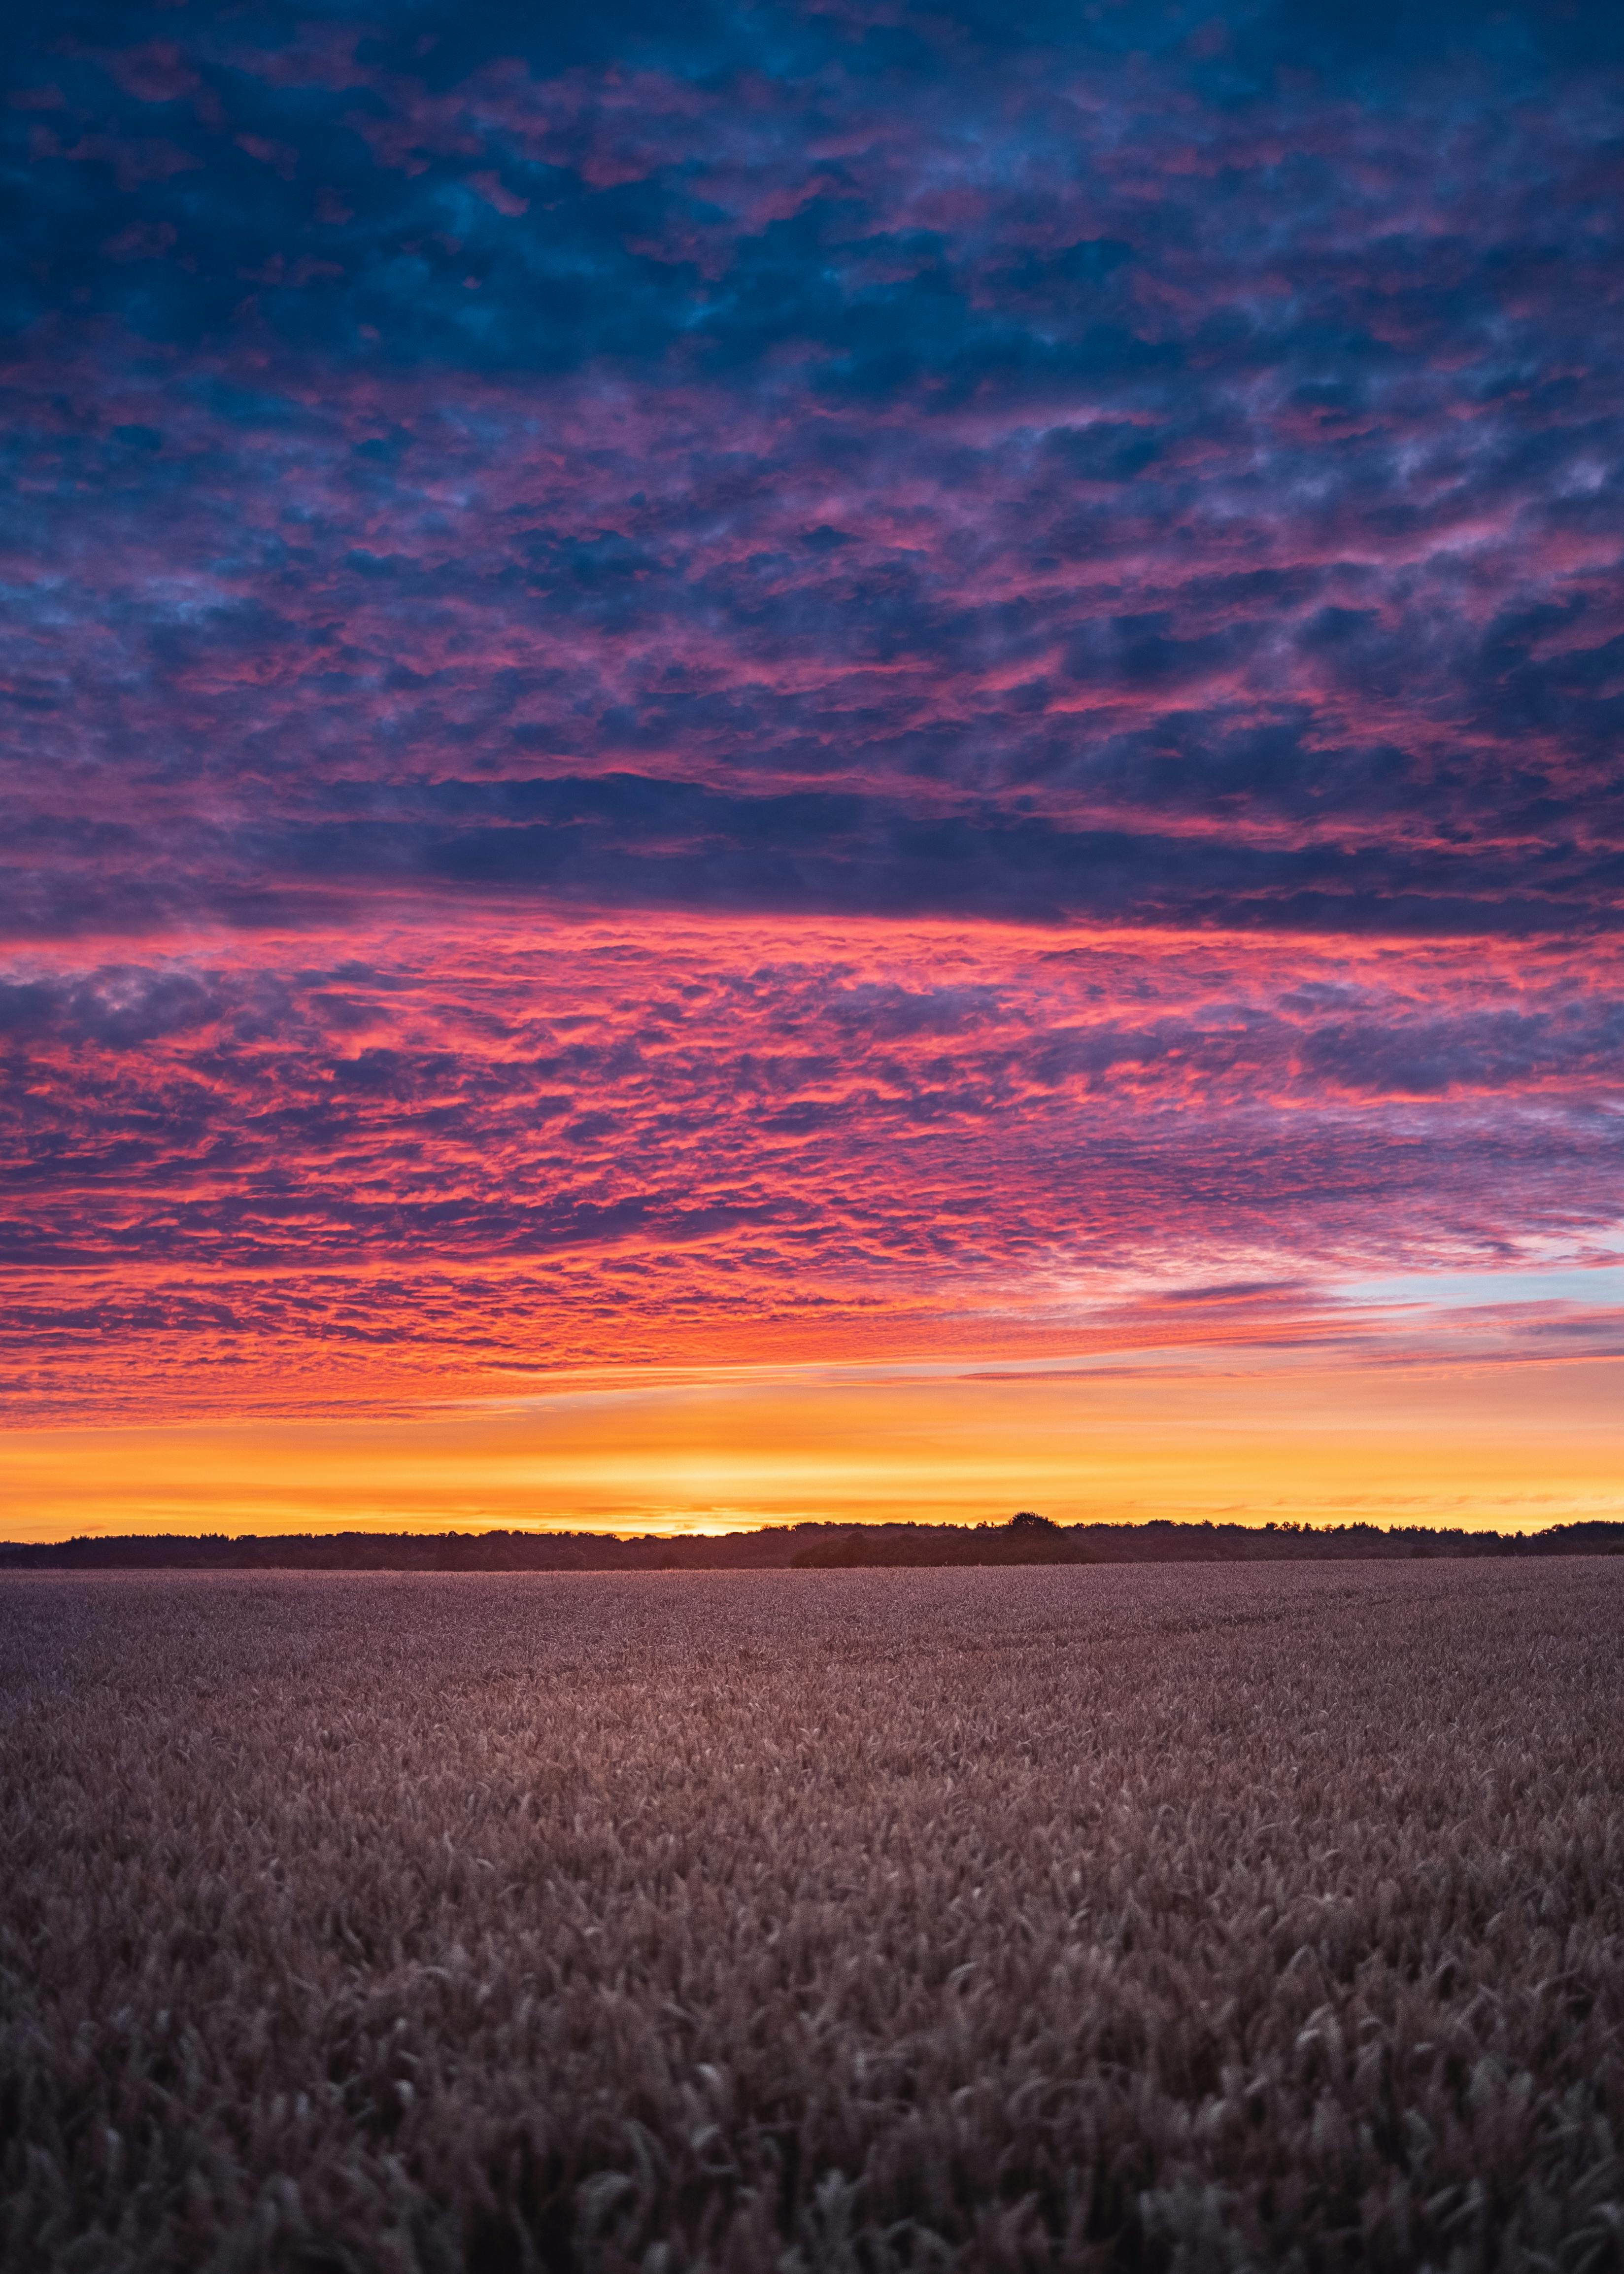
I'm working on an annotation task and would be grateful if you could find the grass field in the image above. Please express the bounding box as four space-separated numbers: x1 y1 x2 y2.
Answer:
1 1563 1620 2272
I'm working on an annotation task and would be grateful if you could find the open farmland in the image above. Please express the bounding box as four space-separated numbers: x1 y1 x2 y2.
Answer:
1 1564 1621 2274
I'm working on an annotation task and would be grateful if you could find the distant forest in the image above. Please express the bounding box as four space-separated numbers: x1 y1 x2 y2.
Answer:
2 1513 1622 1570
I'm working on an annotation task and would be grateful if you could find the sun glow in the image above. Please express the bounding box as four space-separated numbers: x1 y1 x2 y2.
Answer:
5 1345 1620 1543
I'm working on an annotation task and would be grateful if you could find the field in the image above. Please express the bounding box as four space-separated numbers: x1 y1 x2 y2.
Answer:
1 1564 1620 2273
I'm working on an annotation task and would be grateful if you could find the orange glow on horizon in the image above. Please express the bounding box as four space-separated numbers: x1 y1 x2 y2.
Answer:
4 1350 1621 1544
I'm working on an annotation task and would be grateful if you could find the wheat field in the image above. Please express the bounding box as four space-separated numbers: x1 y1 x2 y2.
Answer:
1 1562 1620 2272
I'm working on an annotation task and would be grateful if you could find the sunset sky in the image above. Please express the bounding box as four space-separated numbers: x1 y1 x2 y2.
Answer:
4 0 1623 1537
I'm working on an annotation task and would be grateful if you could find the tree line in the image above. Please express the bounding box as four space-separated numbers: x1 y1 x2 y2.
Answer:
3 1513 1621 1570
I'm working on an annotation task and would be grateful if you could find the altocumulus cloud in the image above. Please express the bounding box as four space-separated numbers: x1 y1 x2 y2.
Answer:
4 926 1624 1416
2 1 1624 1418
1 0 1622 935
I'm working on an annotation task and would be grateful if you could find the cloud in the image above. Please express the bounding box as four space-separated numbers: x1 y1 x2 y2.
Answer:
2 918 1622 1414
2 3 1621 1420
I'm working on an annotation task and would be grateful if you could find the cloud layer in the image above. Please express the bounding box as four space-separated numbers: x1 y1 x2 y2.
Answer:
5 0 1624 939
3 3 1623 1435
4 918 1623 1417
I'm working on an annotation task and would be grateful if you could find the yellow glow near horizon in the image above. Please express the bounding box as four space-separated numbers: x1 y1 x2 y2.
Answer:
3 1349 1621 1542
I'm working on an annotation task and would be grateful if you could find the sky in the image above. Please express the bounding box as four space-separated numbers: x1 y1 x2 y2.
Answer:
3 0 1624 1538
